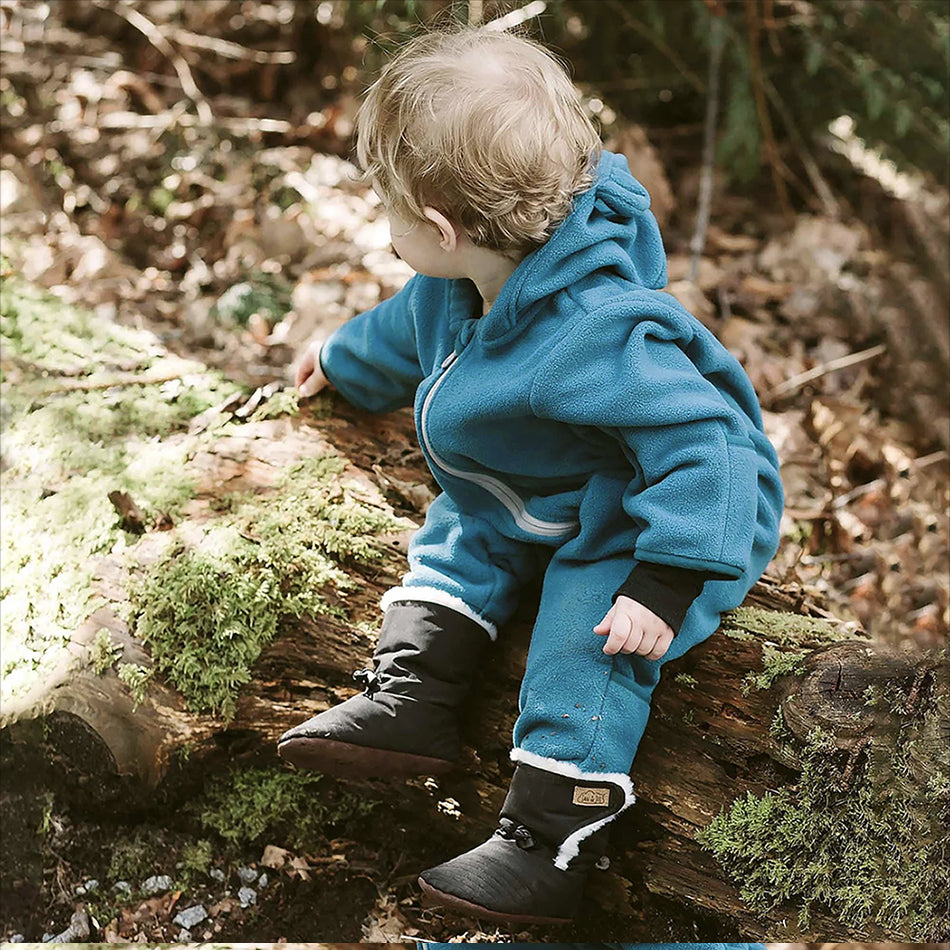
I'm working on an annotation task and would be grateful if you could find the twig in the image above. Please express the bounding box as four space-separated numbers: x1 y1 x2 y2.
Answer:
689 10 725 283
769 343 887 399
744 0 792 221
607 0 706 95
168 26 295 64
763 77 840 218
27 368 194 396
92 0 213 125
830 448 949 510
98 111 293 134
484 0 547 32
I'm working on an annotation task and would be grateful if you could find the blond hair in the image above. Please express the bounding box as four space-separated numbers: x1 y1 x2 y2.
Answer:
355 26 602 256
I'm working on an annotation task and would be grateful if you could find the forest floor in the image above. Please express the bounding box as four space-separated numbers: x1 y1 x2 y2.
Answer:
1 1 948 943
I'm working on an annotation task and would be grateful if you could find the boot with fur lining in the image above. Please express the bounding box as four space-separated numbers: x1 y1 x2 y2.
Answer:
418 749 635 924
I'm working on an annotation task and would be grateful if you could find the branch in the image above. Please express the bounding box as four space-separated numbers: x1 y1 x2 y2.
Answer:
744 0 792 220
98 111 292 134
93 0 213 125
168 27 295 65
689 10 725 282
607 0 706 95
768 343 887 399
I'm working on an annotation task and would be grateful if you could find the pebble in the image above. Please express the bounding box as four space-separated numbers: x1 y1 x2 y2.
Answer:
178 930 192 942
112 881 131 894
257 872 268 889
236 866 258 883
141 874 173 896
238 886 257 908
9 935 25 943
173 904 208 930
84 878 100 892
209 868 225 883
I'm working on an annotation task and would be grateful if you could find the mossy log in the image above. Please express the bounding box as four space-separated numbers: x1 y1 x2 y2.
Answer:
4 396 947 940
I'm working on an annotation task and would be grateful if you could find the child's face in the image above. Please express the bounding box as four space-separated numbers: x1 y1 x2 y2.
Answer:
375 182 465 279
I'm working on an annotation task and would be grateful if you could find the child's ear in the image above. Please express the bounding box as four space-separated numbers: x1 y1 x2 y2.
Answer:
423 207 460 252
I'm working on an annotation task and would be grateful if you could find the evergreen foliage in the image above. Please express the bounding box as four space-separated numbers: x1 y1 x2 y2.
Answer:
347 0 949 186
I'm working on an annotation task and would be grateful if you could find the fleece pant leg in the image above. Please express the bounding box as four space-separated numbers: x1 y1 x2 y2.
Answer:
513 517 778 774
387 492 544 636
512 551 654 775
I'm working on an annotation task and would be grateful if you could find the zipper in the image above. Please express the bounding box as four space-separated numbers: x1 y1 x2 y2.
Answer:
420 350 579 538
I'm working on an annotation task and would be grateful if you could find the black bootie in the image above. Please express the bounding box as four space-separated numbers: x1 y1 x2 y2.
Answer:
418 750 634 924
278 600 490 777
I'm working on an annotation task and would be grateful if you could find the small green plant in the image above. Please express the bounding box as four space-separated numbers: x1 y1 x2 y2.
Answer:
673 673 698 688
90 629 123 675
107 830 167 882
194 765 377 850
213 277 291 328
117 663 154 711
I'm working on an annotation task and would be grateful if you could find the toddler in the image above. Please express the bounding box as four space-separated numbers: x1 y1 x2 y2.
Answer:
278 26 783 925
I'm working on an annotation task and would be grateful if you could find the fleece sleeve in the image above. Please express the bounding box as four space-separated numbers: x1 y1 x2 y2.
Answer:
318 275 424 413
530 313 761 581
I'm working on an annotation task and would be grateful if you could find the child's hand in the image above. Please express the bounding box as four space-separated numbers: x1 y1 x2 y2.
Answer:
594 595 674 660
295 338 330 398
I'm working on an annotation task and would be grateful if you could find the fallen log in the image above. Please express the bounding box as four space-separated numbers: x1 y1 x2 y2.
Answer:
2 275 945 941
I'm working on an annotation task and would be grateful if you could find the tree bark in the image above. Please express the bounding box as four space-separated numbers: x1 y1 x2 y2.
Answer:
3 400 944 940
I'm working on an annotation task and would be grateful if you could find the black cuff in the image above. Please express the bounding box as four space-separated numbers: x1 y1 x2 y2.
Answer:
613 562 714 635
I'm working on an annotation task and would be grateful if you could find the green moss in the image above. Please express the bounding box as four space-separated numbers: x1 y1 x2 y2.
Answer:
0 272 240 709
721 606 859 646
129 456 410 719
674 673 698 688
249 387 299 421
742 645 807 694
178 838 214 884
194 766 377 849
107 830 167 881
698 718 950 938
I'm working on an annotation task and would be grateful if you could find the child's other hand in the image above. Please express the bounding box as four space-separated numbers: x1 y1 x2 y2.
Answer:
295 338 330 398
594 596 674 660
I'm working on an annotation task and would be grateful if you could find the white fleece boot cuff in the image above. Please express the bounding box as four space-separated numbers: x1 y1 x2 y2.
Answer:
509 747 636 870
380 586 498 639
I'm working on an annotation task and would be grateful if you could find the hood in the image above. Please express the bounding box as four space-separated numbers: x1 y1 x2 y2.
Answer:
481 149 668 346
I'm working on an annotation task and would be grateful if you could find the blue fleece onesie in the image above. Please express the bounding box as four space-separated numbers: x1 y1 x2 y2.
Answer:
319 151 784 778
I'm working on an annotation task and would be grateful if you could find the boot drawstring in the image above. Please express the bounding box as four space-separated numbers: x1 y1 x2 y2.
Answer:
496 817 535 850
352 667 380 698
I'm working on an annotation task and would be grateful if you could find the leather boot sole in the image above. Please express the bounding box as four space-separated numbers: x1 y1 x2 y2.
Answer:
417 876 571 925
277 736 455 778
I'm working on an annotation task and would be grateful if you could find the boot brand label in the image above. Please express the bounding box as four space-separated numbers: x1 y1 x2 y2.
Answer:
573 786 611 807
